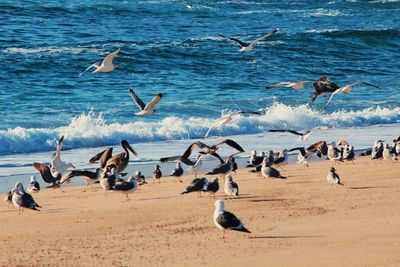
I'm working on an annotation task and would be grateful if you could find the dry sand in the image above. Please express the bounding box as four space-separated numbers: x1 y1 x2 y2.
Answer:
1 157 399 267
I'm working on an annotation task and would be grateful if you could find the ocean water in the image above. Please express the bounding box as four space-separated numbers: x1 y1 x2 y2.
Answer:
0 0 399 189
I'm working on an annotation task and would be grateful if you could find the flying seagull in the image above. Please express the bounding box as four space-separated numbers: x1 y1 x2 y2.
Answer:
129 88 164 116
269 129 311 141
213 200 251 239
204 111 261 139
219 29 278 52
160 139 244 165
80 48 120 76
266 81 314 90
323 82 381 110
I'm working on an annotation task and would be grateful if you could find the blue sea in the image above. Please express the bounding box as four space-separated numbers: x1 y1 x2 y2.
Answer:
0 0 399 188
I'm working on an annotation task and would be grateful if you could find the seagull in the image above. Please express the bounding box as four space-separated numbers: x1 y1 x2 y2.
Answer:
224 175 239 198
160 139 244 165
383 143 397 161
181 177 209 196
113 176 138 200
89 140 138 172
327 167 343 185
100 168 118 194
50 136 75 176
323 82 381 110
213 200 251 239
327 142 343 163
261 157 286 179
80 48 120 76
219 29 278 52
153 165 162 183
129 88 164 116
202 177 219 199
11 182 41 214
33 162 62 188
170 162 184 183
188 155 203 178
371 140 384 160
204 111 261 138
135 171 146 185
60 168 104 186
342 144 355 163
273 149 288 169
266 76 340 103
206 156 238 177
269 129 311 141
27 176 40 193
4 191 13 206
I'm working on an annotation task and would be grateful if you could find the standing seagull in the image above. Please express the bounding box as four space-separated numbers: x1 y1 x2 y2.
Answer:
181 177 209 196
27 176 40 193
323 82 381 110
213 200 251 239
269 129 311 141
129 88 164 116
327 167 343 185
219 29 278 52
261 157 286 179
100 168 118 194
170 162 184 183
204 111 261 138
153 165 162 183
89 140 138 172
80 48 120 76
383 143 397 161
113 176 138 200
327 142 343 163
202 177 219 199
224 175 239 198
371 140 384 160
11 183 41 214
273 149 288 169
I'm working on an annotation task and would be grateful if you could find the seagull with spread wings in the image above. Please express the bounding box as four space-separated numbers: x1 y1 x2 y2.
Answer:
204 111 261 139
266 81 315 90
129 88 164 116
323 82 381 110
219 29 277 52
269 129 311 141
80 48 120 76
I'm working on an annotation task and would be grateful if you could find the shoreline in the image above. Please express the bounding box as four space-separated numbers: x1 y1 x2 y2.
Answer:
1 157 399 266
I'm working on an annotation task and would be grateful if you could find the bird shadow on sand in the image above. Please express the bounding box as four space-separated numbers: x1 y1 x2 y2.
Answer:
137 195 177 201
348 186 387 190
286 181 315 184
249 235 321 239
41 208 69 214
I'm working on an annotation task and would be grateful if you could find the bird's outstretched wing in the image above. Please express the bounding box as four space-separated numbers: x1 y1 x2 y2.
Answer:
204 118 227 138
102 48 120 65
269 129 304 136
33 162 59 184
219 34 249 48
182 142 209 159
89 148 113 168
289 147 307 156
129 88 146 111
144 93 164 111
216 139 245 153
266 81 312 90
80 62 100 76
250 29 278 46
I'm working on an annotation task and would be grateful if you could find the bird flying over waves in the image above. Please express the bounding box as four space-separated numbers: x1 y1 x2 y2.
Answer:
129 88 164 116
323 82 381 110
269 129 311 141
204 111 261 139
80 48 120 76
219 29 278 52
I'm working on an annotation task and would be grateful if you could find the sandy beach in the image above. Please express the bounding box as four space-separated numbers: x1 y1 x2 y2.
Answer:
1 157 399 266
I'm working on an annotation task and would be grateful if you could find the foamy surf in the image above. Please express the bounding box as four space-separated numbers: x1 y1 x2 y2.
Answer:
0 103 399 156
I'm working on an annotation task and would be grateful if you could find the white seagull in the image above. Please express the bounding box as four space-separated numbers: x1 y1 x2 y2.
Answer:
224 174 239 198
213 200 251 239
323 82 381 110
80 48 120 76
219 29 278 52
327 167 343 185
50 136 75 176
113 176 139 200
129 88 164 116
204 111 261 138
265 81 314 90
27 176 40 193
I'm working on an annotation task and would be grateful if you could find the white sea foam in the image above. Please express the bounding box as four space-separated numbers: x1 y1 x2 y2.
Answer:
0 103 399 156
3 46 102 55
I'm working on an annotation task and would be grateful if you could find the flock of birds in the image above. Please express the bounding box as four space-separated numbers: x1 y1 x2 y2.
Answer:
2 26 393 238
4 132 400 237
